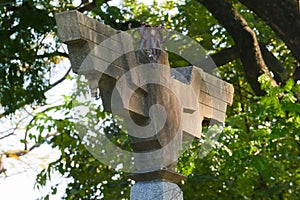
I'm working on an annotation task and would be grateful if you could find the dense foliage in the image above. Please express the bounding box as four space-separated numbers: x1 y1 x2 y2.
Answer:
0 0 299 199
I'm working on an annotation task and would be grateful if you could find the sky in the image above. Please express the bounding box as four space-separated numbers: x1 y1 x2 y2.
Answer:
0 61 72 200
0 145 68 200
0 28 73 200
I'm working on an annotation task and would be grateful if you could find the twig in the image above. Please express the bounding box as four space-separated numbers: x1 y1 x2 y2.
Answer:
77 0 97 12
23 116 37 151
0 114 30 140
36 51 69 59
6 131 58 158
0 132 14 140
23 106 59 150
50 66 72 88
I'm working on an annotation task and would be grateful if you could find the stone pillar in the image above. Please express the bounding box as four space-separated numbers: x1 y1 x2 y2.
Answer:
130 181 183 200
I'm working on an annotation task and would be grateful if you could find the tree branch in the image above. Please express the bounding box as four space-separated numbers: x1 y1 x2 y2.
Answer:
0 132 14 140
37 51 69 59
210 46 239 66
238 0 300 62
80 0 140 31
23 106 62 151
50 66 72 88
197 0 277 95
5 131 58 158
259 44 288 84
0 114 30 140
292 66 300 82
209 44 287 85
77 0 97 13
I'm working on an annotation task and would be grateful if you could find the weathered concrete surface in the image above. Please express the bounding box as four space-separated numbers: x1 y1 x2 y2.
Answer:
55 10 234 185
55 10 233 138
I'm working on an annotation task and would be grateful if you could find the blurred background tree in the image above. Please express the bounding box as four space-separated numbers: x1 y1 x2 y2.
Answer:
0 0 299 199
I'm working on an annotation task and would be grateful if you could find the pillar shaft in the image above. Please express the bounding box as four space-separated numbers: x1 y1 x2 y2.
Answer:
130 181 183 200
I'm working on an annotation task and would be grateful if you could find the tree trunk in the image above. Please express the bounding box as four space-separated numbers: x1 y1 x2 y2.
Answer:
197 0 276 95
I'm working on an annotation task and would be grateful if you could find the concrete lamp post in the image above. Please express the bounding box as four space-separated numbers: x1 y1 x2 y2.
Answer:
55 10 234 200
